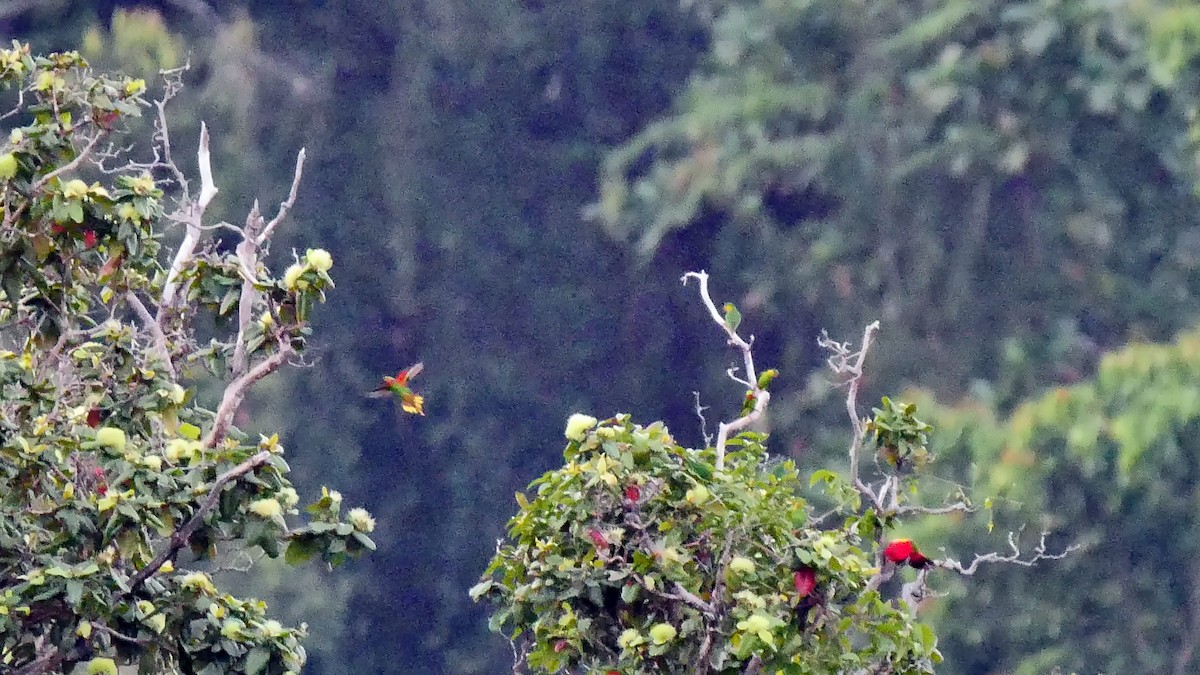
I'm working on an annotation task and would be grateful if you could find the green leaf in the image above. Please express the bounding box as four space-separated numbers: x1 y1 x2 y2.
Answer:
244 647 270 675
809 469 838 487
284 538 318 565
66 579 83 606
468 580 494 600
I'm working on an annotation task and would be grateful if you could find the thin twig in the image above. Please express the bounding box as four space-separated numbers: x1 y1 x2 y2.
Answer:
91 623 152 646
819 322 881 509
693 391 713 448
125 291 176 379
936 530 1080 575
30 130 104 191
894 501 974 517
259 148 306 242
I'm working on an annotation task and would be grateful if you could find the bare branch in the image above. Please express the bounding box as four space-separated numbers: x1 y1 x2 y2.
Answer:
124 291 176 379
937 530 1080 576
30 130 105 192
682 270 769 470
899 568 931 614
196 121 219 211
0 86 25 121
259 148 306 242
693 391 713 448
668 581 714 614
122 450 273 597
159 123 216 315
231 202 265 375
894 500 975 517
91 623 152 646
204 346 293 449
151 74 189 197
819 321 881 509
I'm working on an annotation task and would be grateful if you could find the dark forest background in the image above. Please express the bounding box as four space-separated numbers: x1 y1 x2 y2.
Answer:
8 1 1200 673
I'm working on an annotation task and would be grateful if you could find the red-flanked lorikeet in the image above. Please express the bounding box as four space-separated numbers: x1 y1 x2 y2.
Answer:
367 362 425 415
883 538 933 569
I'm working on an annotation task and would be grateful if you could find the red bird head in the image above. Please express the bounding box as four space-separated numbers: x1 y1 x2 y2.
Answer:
883 539 917 565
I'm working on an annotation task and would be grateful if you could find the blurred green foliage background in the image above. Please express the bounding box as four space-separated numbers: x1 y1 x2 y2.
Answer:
6 0 1200 672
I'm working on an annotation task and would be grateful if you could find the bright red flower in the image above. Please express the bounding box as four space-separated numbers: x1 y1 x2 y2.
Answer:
625 484 640 502
84 230 97 248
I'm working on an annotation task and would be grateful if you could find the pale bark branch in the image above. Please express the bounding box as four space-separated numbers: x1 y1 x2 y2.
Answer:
125 291 176 379
159 122 216 315
31 130 105 192
204 347 292 450
231 202 264 375
819 321 881 509
682 270 769 470
260 147 306 242
936 530 1080 575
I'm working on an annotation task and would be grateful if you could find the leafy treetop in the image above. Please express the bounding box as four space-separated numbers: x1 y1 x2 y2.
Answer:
0 42 374 675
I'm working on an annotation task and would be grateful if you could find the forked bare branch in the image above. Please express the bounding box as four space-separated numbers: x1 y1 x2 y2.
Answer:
682 270 769 470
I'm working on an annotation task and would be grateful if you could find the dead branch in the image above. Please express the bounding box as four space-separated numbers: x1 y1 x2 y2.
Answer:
159 122 217 315
693 391 713 448
682 270 769 470
204 347 293 449
819 322 881 509
232 148 305 374
260 147 306 241
936 530 1081 575
31 129 105 192
124 291 176 379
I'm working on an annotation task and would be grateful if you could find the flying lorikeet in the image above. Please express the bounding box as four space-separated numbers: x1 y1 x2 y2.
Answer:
883 538 933 569
367 362 425 415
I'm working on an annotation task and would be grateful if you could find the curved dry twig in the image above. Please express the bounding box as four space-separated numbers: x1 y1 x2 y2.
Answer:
682 270 769 470
936 530 1081 576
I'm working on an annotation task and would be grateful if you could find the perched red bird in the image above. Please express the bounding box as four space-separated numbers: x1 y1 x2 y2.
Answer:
883 538 933 569
367 362 425 415
793 566 821 629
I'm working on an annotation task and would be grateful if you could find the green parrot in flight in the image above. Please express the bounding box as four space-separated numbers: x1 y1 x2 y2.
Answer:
367 362 425 415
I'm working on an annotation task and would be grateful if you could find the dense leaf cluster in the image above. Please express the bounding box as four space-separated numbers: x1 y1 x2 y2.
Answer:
0 44 372 674
475 415 938 674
